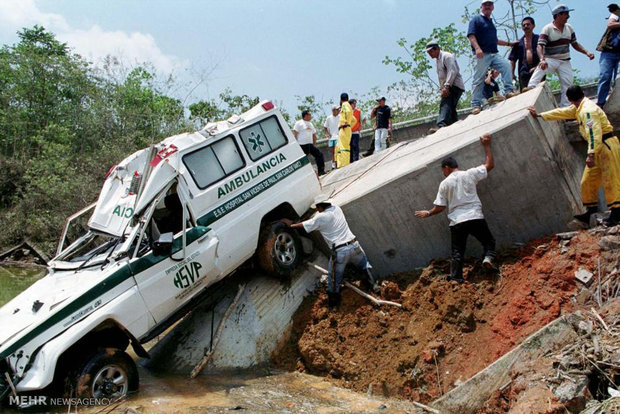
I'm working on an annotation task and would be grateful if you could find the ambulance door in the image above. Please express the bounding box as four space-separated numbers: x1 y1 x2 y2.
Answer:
131 185 220 324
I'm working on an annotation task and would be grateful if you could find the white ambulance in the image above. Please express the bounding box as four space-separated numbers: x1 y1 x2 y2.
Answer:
0 101 320 404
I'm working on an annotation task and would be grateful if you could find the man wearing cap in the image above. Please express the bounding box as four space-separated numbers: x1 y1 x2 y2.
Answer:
371 97 392 153
414 134 497 283
528 85 620 227
336 93 357 168
468 0 518 115
595 3 620 108
293 109 325 175
283 195 379 307
509 17 542 91
323 105 340 170
527 4 595 107
426 41 465 132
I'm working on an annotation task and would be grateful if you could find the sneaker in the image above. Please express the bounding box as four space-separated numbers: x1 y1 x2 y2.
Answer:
428 127 439 134
372 282 381 294
472 107 482 115
482 256 496 270
506 91 520 99
331 161 337 170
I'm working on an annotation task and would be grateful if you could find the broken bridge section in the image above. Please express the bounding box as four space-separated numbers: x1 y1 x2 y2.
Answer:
321 85 585 277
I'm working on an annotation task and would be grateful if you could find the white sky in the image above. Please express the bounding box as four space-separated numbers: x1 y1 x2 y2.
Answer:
0 0 609 115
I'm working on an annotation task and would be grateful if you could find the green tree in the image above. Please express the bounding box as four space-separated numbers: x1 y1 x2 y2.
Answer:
383 24 471 118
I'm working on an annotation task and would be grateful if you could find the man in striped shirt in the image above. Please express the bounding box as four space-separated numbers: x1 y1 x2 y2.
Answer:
527 4 594 107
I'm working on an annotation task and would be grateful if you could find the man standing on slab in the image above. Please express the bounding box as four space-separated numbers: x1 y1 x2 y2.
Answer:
468 0 518 115
526 4 594 107
426 41 465 133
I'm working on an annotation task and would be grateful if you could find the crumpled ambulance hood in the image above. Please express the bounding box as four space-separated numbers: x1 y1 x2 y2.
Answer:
0 267 108 353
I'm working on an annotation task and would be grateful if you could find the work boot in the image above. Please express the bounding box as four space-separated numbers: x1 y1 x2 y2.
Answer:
472 107 482 115
604 208 620 227
574 207 598 226
327 292 340 309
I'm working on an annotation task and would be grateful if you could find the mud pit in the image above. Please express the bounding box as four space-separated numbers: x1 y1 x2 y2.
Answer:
274 228 619 409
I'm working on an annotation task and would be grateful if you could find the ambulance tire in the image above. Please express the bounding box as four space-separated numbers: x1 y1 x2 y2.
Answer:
75 348 138 400
257 221 301 277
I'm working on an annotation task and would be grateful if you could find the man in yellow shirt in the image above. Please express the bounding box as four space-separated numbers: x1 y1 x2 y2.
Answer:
336 93 357 168
528 85 620 226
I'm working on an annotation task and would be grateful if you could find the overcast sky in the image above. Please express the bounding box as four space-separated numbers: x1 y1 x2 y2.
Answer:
0 0 611 115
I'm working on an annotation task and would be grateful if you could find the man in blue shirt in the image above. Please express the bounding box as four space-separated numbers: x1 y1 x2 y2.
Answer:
468 0 518 114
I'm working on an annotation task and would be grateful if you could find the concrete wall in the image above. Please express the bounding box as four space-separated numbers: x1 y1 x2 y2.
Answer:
319 85 584 277
144 253 329 373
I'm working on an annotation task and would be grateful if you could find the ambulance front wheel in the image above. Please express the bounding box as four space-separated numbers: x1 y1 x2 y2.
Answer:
257 221 301 276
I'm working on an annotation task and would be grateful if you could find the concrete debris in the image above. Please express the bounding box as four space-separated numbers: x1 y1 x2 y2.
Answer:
557 231 579 240
575 267 594 287
599 235 620 251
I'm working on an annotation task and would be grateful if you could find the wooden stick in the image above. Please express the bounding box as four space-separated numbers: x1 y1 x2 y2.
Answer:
190 284 246 378
4 372 17 399
311 263 402 308
343 281 402 308
590 307 611 333
411 400 442 414
597 259 602 308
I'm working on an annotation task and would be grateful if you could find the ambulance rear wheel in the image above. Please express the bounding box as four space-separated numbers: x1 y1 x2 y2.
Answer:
257 221 301 276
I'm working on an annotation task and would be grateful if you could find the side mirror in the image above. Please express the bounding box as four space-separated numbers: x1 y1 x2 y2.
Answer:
152 232 173 256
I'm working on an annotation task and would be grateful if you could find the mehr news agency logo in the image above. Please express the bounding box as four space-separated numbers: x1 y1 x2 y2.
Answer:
10 394 113 408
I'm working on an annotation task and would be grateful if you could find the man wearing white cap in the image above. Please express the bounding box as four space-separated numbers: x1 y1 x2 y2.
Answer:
527 4 595 107
468 0 519 115
283 194 378 307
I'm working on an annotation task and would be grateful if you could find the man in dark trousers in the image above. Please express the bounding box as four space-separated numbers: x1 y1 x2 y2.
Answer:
426 41 465 133
293 109 325 175
415 134 497 283
509 17 542 91
370 97 392 154
283 194 378 307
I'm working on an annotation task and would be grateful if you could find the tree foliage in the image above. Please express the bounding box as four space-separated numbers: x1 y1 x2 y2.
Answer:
0 26 259 253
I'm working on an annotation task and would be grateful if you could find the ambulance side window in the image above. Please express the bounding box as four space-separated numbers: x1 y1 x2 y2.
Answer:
239 116 288 161
183 135 245 189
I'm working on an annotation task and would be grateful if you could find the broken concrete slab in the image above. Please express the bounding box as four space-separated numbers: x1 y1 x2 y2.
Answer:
144 253 328 373
320 85 584 276
431 314 581 414
575 267 594 287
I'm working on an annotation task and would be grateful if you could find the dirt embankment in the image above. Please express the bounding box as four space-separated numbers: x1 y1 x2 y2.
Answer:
273 229 619 406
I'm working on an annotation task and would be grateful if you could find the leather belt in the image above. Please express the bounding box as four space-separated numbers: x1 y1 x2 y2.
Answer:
602 132 617 150
334 238 357 250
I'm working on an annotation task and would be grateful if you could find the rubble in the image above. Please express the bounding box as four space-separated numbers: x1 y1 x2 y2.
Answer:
273 227 619 413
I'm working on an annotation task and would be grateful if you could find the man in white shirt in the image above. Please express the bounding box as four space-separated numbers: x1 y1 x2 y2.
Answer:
293 110 325 175
526 4 594 107
415 134 497 283
323 105 340 169
284 194 378 307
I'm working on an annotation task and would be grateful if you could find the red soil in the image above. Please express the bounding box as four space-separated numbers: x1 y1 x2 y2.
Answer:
273 231 605 404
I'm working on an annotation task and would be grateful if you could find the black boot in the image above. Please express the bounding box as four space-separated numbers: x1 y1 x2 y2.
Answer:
327 292 340 309
604 208 620 227
574 207 598 225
